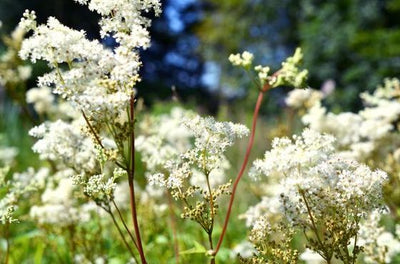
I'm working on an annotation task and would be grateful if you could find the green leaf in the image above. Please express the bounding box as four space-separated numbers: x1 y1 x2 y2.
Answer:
34 242 45 264
179 241 207 255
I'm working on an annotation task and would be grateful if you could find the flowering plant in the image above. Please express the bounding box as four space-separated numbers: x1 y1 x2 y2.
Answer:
0 1 398 263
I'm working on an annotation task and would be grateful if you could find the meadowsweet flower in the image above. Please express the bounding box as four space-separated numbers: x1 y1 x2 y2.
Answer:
1 167 50 224
26 86 56 115
28 168 101 227
285 88 323 109
20 1 162 166
0 146 18 166
249 129 335 180
254 65 270 83
19 10 37 31
229 51 254 67
299 249 324 264
303 102 364 145
231 241 256 259
300 79 400 161
75 0 161 44
26 86 78 119
247 129 387 262
136 107 194 171
148 113 248 245
272 48 308 88
0 23 32 89
29 120 97 172
240 215 299 263
156 114 248 191
358 210 400 263
295 79 400 233
83 173 117 201
20 16 109 65
240 195 282 227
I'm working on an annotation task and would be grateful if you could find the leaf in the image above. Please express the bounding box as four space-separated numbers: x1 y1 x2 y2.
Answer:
179 241 207 255
34 242 45 264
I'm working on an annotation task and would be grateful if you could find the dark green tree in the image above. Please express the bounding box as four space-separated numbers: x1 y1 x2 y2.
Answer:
198 0 400 111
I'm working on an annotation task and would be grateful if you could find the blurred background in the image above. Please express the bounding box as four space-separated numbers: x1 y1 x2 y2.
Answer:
1 0 400 113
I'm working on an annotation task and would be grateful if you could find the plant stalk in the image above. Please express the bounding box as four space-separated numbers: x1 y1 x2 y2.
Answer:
128 95 147 264
213 90 265 255
112 199 139 250
106 207 138 262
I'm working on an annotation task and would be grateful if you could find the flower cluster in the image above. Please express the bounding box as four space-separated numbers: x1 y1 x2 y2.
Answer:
244 129 387 263
0 21 32 103
149 115 249 191
1 167 49 224
299 78 400 161
358 210 400 263
144 112 248 252
30 176 96 226
229 51 254 67
240 215 299 264
74 0 161 49
29 120 98 173
0 142 18 166
229 48 308 88
285 88 324 109
16 2 163 262
136 107 194 171
19 0 161 130
273 48 308 88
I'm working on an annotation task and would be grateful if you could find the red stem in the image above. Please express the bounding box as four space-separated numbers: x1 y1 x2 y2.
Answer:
213 90 265 255
129 95 147 264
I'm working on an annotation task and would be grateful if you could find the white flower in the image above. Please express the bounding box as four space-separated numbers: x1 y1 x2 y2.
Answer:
1 167 50 224
229 51 254 67
18 10 37 31
0 146 18 165
29 120 97 172
301 78 400 161
285 88 323 109
231 241 256 259
248 129 387 260
137 107 194 171
254 65 270 83
249 129 335 179
299 249 325 264
26 86 56 115
359 210 400 263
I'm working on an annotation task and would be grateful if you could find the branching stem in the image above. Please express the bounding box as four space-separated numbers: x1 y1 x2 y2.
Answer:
105 207 138 262
112 199 139 250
